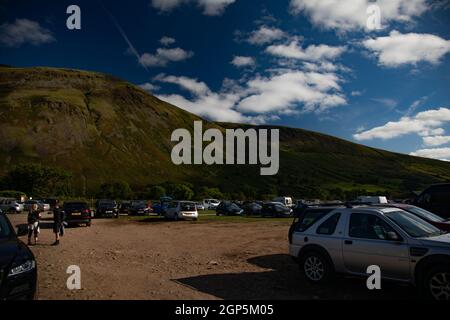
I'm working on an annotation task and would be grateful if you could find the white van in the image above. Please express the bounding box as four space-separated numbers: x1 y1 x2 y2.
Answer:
357 196 388 204
203 199 220 210
272 196 293 208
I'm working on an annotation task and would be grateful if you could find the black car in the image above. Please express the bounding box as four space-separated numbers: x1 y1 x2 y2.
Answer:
63 201 92 227
242 202 262 215
414 183 450 218
119 201 132 214
0 210 37 300
128 201 151 216
216 201 243 216
41 198 59 209
95 199 119 218
261 202 292 217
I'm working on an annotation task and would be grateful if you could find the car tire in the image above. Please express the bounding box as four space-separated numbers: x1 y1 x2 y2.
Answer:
423 265 450 300
86 221 92 227
300 250 333 284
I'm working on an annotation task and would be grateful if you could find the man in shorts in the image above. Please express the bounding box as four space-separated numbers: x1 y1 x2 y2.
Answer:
27 204 41 245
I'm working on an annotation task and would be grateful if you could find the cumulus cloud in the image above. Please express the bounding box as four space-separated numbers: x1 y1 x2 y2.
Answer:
354 107 450 142
237 70 347 114
230 56 255 68
289 0 429 32
139 47 194 67
151 0 236 16
247 26 286 45
0 18 55 47
422 135 450 147
363 31 450 67
410 147 450 161
154 68 347 124
160 36 176 46
266 40 346 62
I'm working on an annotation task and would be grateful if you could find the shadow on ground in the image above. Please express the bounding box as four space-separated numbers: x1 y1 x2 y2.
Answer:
174 254 418 300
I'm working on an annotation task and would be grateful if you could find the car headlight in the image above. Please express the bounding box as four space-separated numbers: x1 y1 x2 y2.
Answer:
8 260 36 277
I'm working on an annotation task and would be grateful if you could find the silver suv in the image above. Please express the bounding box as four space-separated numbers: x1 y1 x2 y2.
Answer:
289 205 450 300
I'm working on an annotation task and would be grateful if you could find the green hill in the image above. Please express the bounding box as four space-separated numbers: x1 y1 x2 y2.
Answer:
1 66 449 198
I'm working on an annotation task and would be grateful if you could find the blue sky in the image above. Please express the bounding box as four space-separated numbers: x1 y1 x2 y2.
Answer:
1 0 450 160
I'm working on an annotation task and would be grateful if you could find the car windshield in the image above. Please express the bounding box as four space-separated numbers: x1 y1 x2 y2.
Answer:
180 202 196 210
406 206 446 223
0 214 13 239
385 210 443 238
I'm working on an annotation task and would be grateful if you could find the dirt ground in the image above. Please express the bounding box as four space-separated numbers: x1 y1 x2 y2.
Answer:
7 213 418 300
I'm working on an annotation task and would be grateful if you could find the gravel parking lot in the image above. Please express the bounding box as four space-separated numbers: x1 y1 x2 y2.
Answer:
7 213 418 300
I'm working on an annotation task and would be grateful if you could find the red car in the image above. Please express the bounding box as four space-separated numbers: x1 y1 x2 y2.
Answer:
374 203 450 232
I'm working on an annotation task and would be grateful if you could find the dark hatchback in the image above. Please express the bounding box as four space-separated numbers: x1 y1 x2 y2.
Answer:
129 201 151 216
216 201 243 216
261 202 292 218
63 201 92 227
0 210 37 300
95 199 119 218
413 183 450 218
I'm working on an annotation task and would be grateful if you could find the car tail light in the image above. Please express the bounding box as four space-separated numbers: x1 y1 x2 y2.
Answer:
83 209 90 214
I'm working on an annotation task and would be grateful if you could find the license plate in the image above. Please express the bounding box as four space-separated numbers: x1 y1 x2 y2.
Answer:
72 212 81 216
106 211 113 213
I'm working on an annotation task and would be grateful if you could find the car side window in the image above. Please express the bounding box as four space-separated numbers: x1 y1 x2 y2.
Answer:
349 213 396 240
317 213 341 235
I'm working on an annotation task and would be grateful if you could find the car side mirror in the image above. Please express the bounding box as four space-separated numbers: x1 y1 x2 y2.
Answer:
17 225 28 237
386 231 401 241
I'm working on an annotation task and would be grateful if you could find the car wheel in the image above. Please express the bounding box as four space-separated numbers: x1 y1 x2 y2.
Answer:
424 265 450 300
87 221 92 227
300 251 332 284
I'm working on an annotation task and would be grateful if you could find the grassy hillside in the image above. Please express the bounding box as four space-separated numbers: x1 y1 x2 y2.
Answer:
1 66 449 198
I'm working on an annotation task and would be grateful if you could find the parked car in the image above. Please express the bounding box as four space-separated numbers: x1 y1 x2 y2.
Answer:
261 202 292 217
195 202 205 211
203 199 220 210
63 201 92 227
152 201 169 215
373 203 450 232
129 201 152 216
118 201 132 214
95 199 119 218
414 183 450 218
273 196 293 208
0 198 24 214
356 196 388 204
242 202 262 215
40 198 59 209
164 201 198 221
289 204 450 300
0 210 37 300
24 200 50 212
216 201 243 216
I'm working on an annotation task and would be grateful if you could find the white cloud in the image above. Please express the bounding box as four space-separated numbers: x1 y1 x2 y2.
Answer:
363 31 450 67
154 68 348 123
422 135 450 147
139 47 194 67
139 83 160 92
266 40 346 62
371 98 398 109
354 107 450 141
290 0 429 32
237 70 346 114
151 0 236 16
160 36 176 46
230 56 255 68
0 18 55 47
410 147 450 161
154 74 210 96
247 26 286 45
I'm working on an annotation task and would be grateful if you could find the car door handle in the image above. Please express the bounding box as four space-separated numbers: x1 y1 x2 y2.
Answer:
344 240 353 245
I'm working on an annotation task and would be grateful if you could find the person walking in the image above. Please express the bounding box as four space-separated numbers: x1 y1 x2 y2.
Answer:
52 201 65 246
27 203 41 245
